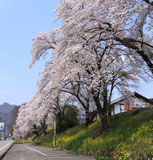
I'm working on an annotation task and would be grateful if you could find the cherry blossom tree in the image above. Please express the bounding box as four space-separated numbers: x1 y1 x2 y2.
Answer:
13 93 53 137
55 0 153 73
30 32 146 133
15 0 153 135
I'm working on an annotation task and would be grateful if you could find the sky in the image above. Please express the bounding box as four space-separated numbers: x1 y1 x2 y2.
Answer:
0 0 59 105
0 0 152 105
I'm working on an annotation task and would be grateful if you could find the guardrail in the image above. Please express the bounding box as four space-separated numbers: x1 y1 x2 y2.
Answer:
0 141 13 160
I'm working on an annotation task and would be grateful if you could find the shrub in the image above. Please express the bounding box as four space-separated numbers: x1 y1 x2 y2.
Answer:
46 127 53 134
57 105 79 132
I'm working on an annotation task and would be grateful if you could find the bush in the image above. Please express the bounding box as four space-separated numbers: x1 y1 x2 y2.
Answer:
46 127 53 134
57 105 79 132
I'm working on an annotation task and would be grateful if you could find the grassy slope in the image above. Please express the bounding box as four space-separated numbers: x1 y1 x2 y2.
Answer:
34 107 153 160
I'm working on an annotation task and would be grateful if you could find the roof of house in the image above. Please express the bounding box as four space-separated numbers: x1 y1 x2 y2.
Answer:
111 92 153 105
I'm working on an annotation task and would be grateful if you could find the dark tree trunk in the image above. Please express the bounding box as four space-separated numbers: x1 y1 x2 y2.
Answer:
100 110 110 134
85 109 98 126
40 114 48 135
76 95 92 127
53 115 56 148
41 122 47 135
108 104 112 119
102 86 111 133
89 110 98 124
85 109 90 127
33 125 39 137
93 87 111 134
56 112 64 132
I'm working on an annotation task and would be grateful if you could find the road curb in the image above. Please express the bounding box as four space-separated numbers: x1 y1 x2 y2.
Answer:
0 141 13 160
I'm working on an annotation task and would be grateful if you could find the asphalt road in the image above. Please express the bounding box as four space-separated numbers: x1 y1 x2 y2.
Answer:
3 143 95 160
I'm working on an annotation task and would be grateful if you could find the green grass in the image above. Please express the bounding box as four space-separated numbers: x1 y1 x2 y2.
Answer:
34 107 153 159
14 138 32 144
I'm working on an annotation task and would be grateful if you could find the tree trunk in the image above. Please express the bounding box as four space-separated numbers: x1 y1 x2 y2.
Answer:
100 110 110 134
33 125 39 137
41 122 47 135
102 86 111 133
41 114 48 135
57 112 64 132
93 87 111 134
53 116 56 149
88 110 98 124
108 104 112 118
76 95 91 127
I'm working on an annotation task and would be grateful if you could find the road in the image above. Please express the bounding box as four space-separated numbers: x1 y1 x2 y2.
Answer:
2 143 95 160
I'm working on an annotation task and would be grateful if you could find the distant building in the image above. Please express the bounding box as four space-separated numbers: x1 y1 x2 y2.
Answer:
111 92 153 115
0 122 4 130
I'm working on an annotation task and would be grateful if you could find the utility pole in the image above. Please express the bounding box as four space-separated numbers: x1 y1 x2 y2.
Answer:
53 115 56 149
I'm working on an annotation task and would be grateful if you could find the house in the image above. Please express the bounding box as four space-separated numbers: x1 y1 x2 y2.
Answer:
111 92 153 115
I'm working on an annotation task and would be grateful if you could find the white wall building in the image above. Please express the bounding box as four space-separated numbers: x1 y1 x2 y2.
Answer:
111 92 153 115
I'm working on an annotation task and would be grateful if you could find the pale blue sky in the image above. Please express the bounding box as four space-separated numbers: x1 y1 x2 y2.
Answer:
0 0 59 105
0 0 152 105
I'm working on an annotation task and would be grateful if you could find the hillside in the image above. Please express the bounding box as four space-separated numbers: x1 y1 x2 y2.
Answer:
33 107 153 160
0 102 16 113
0 102 16 131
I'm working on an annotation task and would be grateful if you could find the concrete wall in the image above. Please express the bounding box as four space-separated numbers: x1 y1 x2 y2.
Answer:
0 141 13 159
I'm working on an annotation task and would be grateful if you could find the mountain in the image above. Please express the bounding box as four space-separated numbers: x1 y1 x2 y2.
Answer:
0 102 16 113
0 102 16 132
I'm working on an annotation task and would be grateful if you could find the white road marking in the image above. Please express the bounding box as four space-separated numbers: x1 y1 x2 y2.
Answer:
24 145 47 157
0 141 13 151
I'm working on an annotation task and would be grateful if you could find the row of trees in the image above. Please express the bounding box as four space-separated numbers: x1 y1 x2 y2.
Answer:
13 0 153 137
